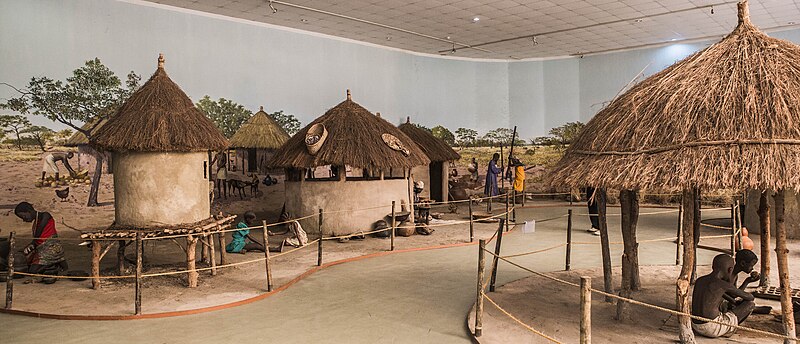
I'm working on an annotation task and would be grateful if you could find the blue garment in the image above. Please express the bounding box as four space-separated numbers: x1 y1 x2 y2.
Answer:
225 221 250 253
484 159 500 196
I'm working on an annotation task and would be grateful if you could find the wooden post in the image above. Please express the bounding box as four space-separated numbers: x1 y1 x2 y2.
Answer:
566 209 573 271
676 202 683 266
692 189 701 284
117 240 126 275
391 201 396 251
730 203 736 255
512 191 517 222
317 209 323 266
135 232 142 315
735 200 744 250
489 219 505 292
677 188 696 344
504 192 510 232
209 233 217 276
187 235 198 288
469 200 474 243
580 276 591 344
261 220 272 292
218 225 228 266
5 232 14 309
596 188 613 302
774 189 796 343
487 193 492 213
92 240 101 290
475 239 486 337
617 189 639 320
758 191 771 286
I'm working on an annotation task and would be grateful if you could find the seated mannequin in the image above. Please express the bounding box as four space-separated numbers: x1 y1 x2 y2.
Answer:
691 254 755 338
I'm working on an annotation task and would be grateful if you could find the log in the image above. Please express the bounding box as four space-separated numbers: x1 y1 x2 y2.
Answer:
475 239 486 337
187 235 198 288
580 276 591 344
774 189 796 343
135 232 142 315
261 220 272 291
566 209 573 271
92 239 101 290
677 188 696 344
758 191 771 286
596 188 613 302
5 232 15 309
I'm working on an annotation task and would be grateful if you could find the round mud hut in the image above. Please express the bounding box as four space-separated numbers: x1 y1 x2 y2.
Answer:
550 2 800 342
92 54 228 228
268 90 429 235
398 117 460 202
228 106 290 174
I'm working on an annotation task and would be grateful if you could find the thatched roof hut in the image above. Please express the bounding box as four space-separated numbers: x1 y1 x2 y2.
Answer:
268 91 429 170
91 55 228 152
229 106 289 149
398 118 460 162
398 117 459 202
550 1 800 192
64 117 108 147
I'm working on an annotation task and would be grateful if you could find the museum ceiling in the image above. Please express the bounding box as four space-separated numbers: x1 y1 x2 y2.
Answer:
145 0 800 59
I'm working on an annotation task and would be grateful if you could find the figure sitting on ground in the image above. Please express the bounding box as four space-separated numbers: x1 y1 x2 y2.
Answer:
691 254 755 338
732 249 771 314
226 211 266 254
41 152 77 182
14 202 68 284
268 212 308 252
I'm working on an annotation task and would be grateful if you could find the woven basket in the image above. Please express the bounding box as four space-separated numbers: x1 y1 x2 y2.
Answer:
305 123 328 155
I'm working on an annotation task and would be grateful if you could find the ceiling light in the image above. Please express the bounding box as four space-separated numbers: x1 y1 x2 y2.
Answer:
446 36 451 40
634 19 643 23
710 6 714 15
532 36 539 45
790 22 797 25
268 0 277 14
472 17 480 23
671 38 678 41
386 36 392 41
300 18 308 23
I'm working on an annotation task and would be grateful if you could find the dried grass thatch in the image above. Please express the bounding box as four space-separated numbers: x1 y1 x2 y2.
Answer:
229 106 289 149
92 54 228 152
550 1 800 191
268 91 429 170
64 117 108 147
398 117 460 162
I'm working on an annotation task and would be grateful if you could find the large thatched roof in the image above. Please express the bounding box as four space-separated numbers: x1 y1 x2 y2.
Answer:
398 118 460 162
551 1 800 191
64 117 108 147
92 54 228 152
229 106 289 149
268 91 429 170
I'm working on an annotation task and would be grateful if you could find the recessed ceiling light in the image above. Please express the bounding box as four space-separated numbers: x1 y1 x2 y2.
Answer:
634 19 643 23
472 17 480 23
789 21 797 25
386 36 392 41
671 38 678 41
300 18 308 23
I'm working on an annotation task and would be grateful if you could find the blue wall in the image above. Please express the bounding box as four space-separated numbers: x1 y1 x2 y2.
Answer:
2 0 800 140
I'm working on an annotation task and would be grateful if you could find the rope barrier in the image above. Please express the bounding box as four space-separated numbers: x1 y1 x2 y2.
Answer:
500 243 567 259
483 293 564 343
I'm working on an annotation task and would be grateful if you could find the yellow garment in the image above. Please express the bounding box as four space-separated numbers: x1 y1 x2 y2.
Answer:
513 166 525 192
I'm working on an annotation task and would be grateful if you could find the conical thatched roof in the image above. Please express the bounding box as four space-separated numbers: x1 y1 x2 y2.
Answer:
268 91 430 170
64 117 108 147
398 118 460 162
92 54 228 152
229 106 290 149
551 1 800 191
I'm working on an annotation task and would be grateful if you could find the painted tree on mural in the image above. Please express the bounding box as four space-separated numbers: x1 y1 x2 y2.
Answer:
268 110 302 136
431 125 455 146
455 127 478 147
196 96 252 138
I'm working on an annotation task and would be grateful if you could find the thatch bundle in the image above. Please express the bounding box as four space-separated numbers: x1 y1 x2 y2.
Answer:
92 54 228 152
268 91 429 169
229 106 289 149
398 118 460 162
64 117 109 147
550 1 800 191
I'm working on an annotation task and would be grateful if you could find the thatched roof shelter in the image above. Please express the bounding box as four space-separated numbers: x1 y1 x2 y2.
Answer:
550 1 800 192
92 54 228 152
268 90 429 170
64 117 108 147
229 106 289 149
398 117 460 162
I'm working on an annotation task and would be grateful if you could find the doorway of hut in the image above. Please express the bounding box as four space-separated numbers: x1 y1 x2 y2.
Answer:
429 161 444 202
247 148 257 173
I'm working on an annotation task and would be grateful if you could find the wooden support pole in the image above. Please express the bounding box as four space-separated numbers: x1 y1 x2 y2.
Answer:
596 188 613 302
692 189 701 284
489 219 505 292
774 189 796 343
317 209 323 266
566 209 573 271
218 226 228 266
735 200 744 250
391 201 396 251
135 232 142 315
758 191 771 286
475 239 486 337
676 202 683 266
580 276 591 344
209 233 217 276
92 239 101 290
730 203 737 255
5 232 15 309
677 188 696 344
117 240 126 275
261 220 272 292
512 191 516 222
469 200 474 243
186 235 198 288
504 192 510 232
617 189 639 320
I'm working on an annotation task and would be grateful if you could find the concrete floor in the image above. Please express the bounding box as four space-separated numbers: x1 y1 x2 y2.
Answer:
0 203 737 343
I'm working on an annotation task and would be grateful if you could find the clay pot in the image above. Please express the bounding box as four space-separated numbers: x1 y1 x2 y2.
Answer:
395 221 415 237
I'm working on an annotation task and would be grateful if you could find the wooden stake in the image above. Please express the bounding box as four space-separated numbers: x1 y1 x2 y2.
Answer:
677 188 696 344
758 191 771 286
475 239 486 337
774 189 796 343
596 188 613 302
117 240 126 275
5 232 15 309
580 276 591 344
135 232 142 315
218 225 228 266
187 235 198 288
391 201 396 251
489 219 505 292
469 199 474 243
262 220 272 292
676 201 683 266
92 239 101 290
566 209 573 271
317 209 323 266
